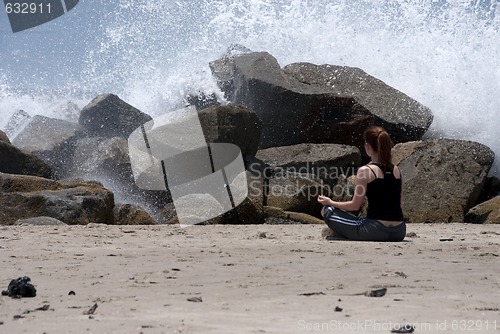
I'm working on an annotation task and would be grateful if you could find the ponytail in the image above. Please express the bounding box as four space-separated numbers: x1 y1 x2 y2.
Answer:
377 131 393 167
363 126 394 167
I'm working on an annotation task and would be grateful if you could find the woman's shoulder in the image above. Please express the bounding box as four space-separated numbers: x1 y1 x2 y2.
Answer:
363 163 402 179
358 164 373 173
357 164 377 180
392 164 402 179
363 163 381 174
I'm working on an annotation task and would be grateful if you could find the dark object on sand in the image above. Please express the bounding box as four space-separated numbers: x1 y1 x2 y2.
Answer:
35 304 50 311
1 276 37 298
299 292 326 297
84 303 98 315
391 324 415 333
395 271 408 278
364 288 387 297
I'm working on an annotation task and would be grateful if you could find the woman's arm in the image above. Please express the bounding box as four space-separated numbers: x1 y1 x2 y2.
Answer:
317 166 370 211
394 165 403 206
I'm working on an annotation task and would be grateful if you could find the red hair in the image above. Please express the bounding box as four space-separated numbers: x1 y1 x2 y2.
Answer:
363 126 394 167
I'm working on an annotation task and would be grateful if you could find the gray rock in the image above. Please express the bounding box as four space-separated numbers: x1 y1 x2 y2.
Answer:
264 206 324 224
186 92 220 110
477 176 500 204
78 137 130 177
198 104 263 156
12 115 80 178
113 203 157 225
13 115 79 153
71 136 170 210
173 193 225 226
464 196 500 224
394 139 495 223
79 94 152 139
161 202 179 225
256 143 360 188
54 101 81 123
4 109 31 138
0 130 10 144
163 170 265 225
15 216 67 226
71 137 106 174
209 44 253 101
0 141 52 178
203 170 266 225
266 172 328 217
202 197 265 225
210 51 433 148
283 62 433 144
0 173 115 225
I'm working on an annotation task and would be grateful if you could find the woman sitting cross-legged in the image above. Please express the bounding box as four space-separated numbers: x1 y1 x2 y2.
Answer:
317 126 406 242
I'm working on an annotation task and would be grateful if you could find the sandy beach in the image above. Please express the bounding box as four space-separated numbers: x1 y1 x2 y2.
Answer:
1 223 499 334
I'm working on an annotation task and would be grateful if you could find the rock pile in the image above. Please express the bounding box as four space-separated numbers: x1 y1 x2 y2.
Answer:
1 48 497 225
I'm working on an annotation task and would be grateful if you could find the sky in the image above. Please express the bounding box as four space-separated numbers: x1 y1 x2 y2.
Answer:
0 1 120 88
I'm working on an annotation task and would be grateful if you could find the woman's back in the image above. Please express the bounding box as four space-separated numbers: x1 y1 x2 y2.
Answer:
365 163 404 222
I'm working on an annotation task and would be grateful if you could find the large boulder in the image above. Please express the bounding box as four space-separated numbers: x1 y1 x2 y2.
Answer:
127 104 261 213
255 143 361 188
162 170 265 225
464 197 500 224
75 137 131 178
167 196 264 226
15 216 67 226
71 136 170 209
283 62 433 145
113 203 157 225
0 130 10 143
53 101 81 123
12 95 152 179
210 51 433 148
0 141 52 178
10 95 166 209
198 104 262 156
186 92 220 110
13 115 79 153
70 136 107 175
79 94 152 139
393 139 495 223
264 206 324 224
266 172 329 217
171 193 225 226
4 109 31 138
245 156 332 217
477 176 500 204
0 173 115 225
12 115 80 178
203 197 265 225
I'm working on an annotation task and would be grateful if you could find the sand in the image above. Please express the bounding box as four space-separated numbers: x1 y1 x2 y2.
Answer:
0 223 499 334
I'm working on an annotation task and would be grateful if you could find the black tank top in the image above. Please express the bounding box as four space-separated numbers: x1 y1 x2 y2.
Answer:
365 163 404 221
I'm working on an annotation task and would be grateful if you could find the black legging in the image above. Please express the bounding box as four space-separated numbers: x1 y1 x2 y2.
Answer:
323 206 406 242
